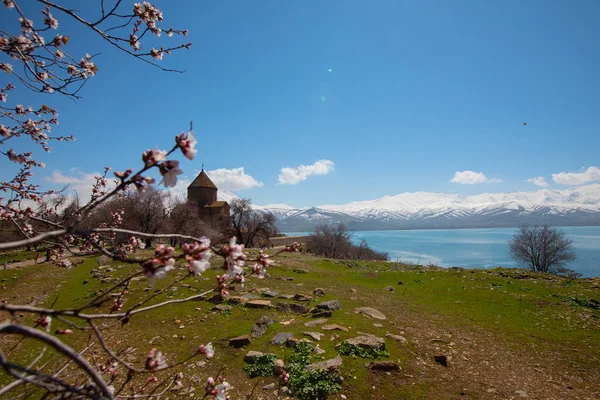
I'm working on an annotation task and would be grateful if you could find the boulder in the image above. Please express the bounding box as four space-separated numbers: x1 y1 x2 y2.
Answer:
385 334 408 345
244 351 264 362
261 291 279 298
304 318 328 327
313 288 326 296
294 294 312 302
304 332 324 341
245 300 273 309
276 303 309 314
354 307 387 320
315 300 341 311
229 335 250 348
311 310 332 318
251 316 275 338
305 355 343 373
212 304 232 312
271 332 294 345
365 361 400 371
344 334 385 350
321 324 349 332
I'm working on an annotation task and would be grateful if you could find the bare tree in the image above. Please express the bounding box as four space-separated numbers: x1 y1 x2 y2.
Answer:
307 224 388 261
229 198 278 248
509 225 576 273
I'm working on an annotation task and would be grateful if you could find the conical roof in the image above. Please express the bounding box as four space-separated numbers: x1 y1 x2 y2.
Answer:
188 169 217 189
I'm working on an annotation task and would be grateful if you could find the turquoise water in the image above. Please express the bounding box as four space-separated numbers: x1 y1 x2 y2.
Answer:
285 226 600 277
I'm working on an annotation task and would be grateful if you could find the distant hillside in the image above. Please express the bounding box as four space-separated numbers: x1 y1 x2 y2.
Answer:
255 184 600 232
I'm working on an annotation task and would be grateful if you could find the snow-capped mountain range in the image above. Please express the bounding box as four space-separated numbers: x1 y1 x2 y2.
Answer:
219 184 600 232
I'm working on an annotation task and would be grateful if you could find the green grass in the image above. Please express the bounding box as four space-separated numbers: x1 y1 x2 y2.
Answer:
1 252 599 399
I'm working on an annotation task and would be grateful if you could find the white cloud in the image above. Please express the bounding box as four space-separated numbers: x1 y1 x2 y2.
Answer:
525 176 549 187
278 159 334 185
552 166 600 186
450 170 502 185
206 167 263 191
44 169 114 203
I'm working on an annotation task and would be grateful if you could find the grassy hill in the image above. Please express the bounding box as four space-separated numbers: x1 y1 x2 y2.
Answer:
1 250 599 399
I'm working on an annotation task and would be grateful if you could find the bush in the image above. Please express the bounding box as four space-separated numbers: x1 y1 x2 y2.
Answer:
306 224 388 261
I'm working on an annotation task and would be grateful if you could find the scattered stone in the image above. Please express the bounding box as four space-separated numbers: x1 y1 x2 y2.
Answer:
245 300 273 309
149 336 161 344
312 310 332 318
486 388 499 394
212 304 232 312
434 355 448 367
280 319 294 325
286 337 312 348
281 386 289 393
344 334 385 350
315 345 326 355
263 383 275 390
304 332 324 341
313 288 326 296
373 323 383 328
354 307 387 320
280 277 294 281
252 316 275 338
229 335 250 348
398 281 404 285
385 334 408 345
330 333 339 341
366 361 400 371
180 386 196 395
350 288 357 294
294 268 309 274
305 355 343 373
278 294 294 300
315 300 341 311
383 286 395 292
305 318 328 327
276 303 308 314
206 294 225 304
294 294 312 302
262 291 279 298
322 324 349 332
271 332 294 345
341 395 347 400
515 390 529 398
274 359 285 374
244 351 265 363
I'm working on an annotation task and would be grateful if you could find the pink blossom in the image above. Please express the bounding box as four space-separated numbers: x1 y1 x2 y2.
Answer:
44 13 58 29
197 342 214 359
0 93 6 102
67 65 77 75
35 315 51 332
176 130 197 160
145 348 167 370
142 148 167 167
15 104 25 115
159 160 182 188
55 49 63 59
19 17 33 33
0 63 12 73
129 34 141 51
0 125 10 137
150 48 163 60
143 258 174 288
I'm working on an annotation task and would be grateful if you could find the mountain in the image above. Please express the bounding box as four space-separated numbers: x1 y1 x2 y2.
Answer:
258 184 600 232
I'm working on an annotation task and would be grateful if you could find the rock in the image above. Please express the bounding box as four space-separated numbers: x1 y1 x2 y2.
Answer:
305 355 343 373
262 291 279 298
281 386 289 393
229 335 250 348
313 288 326 296
354 307 387 320
271 332 294 345
274 359 285 374
294 268 309 274
263 383 275 390
344 334 385 350
366 361 400 371
304 332 324 341
278 294 294 300
373 323 383 328
486 388 499 394
212 304 232 312
330 333 339 341
383 286 395 292
322 324 349 332
314 346 326 355
294 294 312 302
286 337 312 348
515 390 529 398
385 334 408 345
244 351 264 362
280 277 294 281
350 288 357 294
304 318 328 327
311 310 332 318
434 355 448 367
315 300 341 311
276 303 309 314
341 395 347 400
245 300 273 309
227 296 246 304
251 316 275 338
149 336 161 344
398 281 404 285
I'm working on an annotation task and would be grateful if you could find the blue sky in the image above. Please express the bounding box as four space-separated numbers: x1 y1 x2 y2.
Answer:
2 0 599 207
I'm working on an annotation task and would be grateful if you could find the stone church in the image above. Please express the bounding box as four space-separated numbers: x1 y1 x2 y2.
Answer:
187 169 230 218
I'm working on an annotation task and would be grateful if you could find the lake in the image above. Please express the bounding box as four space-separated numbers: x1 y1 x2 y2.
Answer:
285 226 600 277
